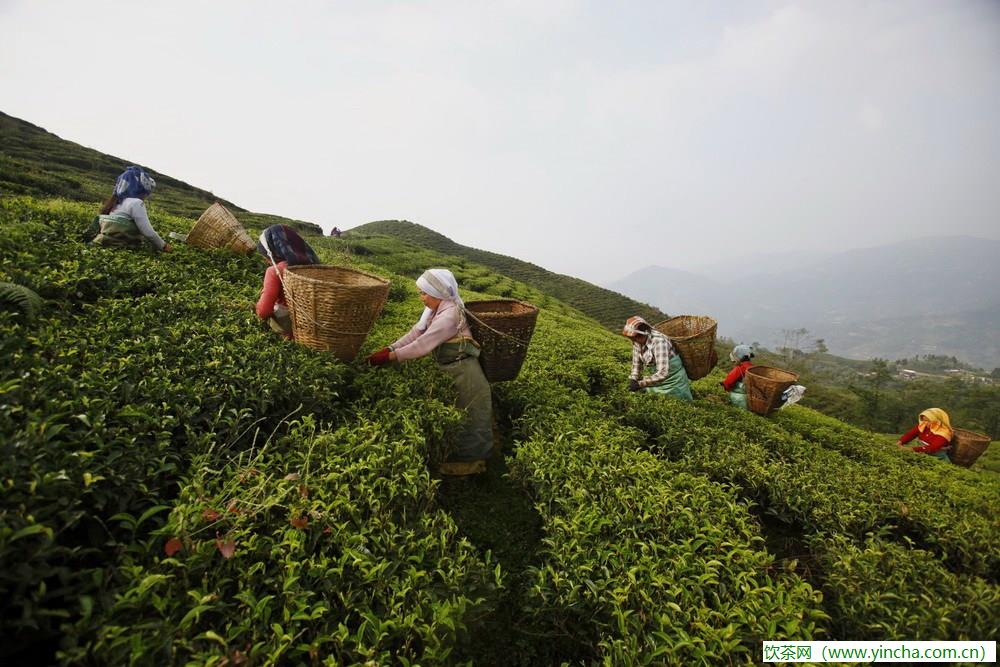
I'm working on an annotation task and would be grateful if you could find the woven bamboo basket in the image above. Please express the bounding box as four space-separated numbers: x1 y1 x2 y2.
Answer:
465 299 539 382
187 203 256 254
744 366 799 416
653 315 718 380
949 428 991 468
283 265 390 361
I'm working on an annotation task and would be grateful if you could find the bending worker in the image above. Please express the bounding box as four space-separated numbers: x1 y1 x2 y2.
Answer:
367 269 493 476
89 166 171 252
897 408 954 461
721 344 754 409
255 224 320 338
623 315 692 401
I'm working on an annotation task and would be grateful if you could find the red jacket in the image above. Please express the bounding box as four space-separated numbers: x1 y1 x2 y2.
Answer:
899 424 951 454
722 361 753 391
255 261 287 319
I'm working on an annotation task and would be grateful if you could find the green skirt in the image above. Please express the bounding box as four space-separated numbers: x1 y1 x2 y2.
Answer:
433 340 493 462
645 354 693 401
728 380 748 410
91 214 150 249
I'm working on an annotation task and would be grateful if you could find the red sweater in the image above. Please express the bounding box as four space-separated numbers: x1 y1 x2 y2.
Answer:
722 361 753 391
255 261 287 319
899 424 951 454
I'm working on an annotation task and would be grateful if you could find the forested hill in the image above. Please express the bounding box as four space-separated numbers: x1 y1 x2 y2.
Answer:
0 111 322 235
349 219 667 330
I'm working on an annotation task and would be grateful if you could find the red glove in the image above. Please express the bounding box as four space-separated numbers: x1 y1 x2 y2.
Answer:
367 347 391 367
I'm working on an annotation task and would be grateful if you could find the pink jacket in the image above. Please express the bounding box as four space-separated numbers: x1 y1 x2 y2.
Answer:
391 301 473 362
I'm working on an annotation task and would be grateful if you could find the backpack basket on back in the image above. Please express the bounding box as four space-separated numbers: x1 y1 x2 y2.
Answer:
283 265 390 362
744 366 799 416
653 315 718 380
950 428 991 468
187 203 256 254
465 299 539 382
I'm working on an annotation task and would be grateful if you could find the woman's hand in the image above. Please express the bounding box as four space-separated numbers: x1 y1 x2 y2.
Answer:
367 347 392 367
628 379 641 392
162 243 173 253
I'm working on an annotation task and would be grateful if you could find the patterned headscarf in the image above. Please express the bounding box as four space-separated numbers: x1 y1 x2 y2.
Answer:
622 315 652 338
257 225 320 266
113 166 156 199
415 268 464 331
918 408 954 441
730 344 754 362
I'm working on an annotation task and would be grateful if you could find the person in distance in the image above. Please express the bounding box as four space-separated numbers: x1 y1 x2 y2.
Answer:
622 315 693 401
721 344 755 410
367 269 493 476
88 166 172 252
897 408 954 461
255 224 320 338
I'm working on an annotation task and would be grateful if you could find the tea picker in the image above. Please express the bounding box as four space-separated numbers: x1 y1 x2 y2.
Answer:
722 344 755 410
367 269 493 476
897 408 954 461
255 225 320 338
622 315 693 401
87 166 172 252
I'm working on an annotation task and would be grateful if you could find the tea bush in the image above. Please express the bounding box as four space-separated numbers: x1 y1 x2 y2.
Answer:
495 321 827 664
0 197 496 662
67 418 499 665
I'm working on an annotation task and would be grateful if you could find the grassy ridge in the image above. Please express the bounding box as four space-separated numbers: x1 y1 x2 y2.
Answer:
349 219 668 331
0 111 322 235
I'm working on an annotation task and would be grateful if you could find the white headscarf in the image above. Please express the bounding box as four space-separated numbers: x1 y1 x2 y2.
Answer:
415 268 464 330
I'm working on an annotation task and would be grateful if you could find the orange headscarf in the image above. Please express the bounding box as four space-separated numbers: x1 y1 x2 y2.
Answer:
622 315 652 338
918 408 953 441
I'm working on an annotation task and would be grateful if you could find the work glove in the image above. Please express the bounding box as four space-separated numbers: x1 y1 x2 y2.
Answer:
367 347 391 367
628 379 641 392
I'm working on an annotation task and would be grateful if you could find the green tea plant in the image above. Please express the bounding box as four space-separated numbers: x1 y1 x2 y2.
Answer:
67 419 499 665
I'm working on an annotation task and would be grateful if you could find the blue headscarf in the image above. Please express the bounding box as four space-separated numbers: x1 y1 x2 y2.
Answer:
257 225 320 266
113 166 156 200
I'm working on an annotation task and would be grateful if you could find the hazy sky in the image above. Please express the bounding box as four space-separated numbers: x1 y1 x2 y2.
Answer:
2 0 998 283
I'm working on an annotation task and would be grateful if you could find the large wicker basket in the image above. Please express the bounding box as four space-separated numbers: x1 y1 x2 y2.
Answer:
653 315 718 380
187 203 256 254
744 366 799 416
283 265 390 361
465 300 539 382
950 428 991 468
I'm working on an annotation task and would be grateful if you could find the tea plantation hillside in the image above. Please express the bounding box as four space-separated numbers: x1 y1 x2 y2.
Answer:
2 195 998 666
0 111 322 235
348 219 668 331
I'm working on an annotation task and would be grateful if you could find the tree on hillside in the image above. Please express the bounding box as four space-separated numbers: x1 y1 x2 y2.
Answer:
780 327 810 364
850 358 896 430
992 367 1000 380
813 338 828 354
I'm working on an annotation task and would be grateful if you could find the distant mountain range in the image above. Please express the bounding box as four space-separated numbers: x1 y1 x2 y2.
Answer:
608 236 1000 369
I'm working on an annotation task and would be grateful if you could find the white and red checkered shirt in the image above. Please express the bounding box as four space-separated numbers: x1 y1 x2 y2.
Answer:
630 330 675 388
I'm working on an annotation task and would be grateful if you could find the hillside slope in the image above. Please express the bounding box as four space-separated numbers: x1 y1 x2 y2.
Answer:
0 110 322 235
349 219 668 331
